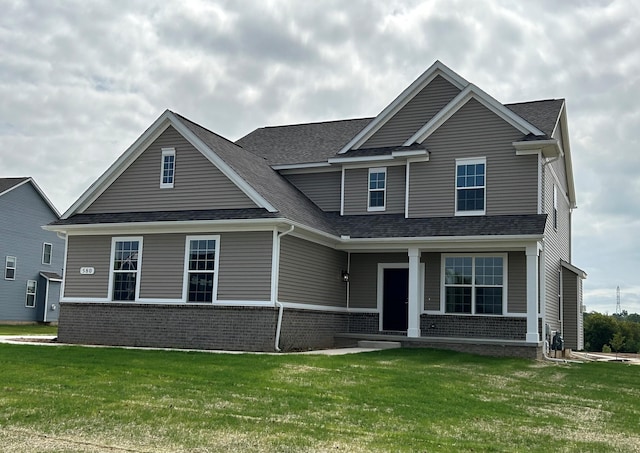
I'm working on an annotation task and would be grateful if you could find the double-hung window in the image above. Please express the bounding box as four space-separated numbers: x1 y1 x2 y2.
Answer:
25 280 37 308
455 158 486 215
42 243 52 265
368 167 386 211
160 148 176 188
184 236 219 303
443 255 505 315
5 256 16 280
110 238 142 301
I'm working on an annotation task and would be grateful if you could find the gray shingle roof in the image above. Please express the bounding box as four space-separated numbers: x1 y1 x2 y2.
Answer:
505 99 564 137
0 177 29 194
329 213 547 238
236 117 373 165
52 208 278 225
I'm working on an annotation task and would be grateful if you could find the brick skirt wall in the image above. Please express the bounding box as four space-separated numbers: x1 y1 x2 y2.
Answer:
58 303 349 352
420 314 527 340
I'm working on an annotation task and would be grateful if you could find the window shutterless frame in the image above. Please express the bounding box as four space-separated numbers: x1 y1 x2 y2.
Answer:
160 148 176 188
182 235 220 303
108 237 143 301
5 256 16 280
42 242 52 265
368 167 387 212
455 157 486 216
25 280 37 308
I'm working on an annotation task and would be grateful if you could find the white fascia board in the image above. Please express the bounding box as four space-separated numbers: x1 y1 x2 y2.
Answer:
560 260 587 279
336 235 544 251
338 61 469 154
167 112 277 213
513 139 561 158
391 149 428 158
558 106 577 208
42 217 288 235
327 155 394 164
271 162 332 171
406 84 545 145
63 111 175 219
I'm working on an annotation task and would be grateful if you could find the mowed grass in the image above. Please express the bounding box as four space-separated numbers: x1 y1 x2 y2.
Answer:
0 324 57 335
1 345 639 452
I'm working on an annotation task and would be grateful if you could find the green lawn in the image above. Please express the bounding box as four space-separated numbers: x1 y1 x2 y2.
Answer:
0 324 57 336
0 345 638 452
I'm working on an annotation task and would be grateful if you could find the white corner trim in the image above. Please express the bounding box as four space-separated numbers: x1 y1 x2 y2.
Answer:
338 61 469 154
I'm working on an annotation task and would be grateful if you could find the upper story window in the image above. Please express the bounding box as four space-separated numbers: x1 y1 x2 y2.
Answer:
42 243 52 265
5 256 16 280
110 238 142 301
368 167 386 211
160 148 176 188
25 280 37 308
443 255 505 315
553 185 558 230
184 236 220 303
455 158 486 216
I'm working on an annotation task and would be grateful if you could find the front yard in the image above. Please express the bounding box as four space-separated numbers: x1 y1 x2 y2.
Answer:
0 342 638 452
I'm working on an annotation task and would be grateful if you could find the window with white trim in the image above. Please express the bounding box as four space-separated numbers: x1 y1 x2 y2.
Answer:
110 238 142 301
42 243 52 265
368 167 386 211
25 280 37 308
160 148 176 188
553 185 558 230
184 236 219 303
455 158 486 215
443 255 505 315
5 256 16 280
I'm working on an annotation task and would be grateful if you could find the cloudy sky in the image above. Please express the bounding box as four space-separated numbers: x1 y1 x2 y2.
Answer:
1 0 638 314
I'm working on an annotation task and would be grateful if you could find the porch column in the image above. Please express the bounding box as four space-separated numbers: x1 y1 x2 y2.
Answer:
525 243 541 343
407 247 421 338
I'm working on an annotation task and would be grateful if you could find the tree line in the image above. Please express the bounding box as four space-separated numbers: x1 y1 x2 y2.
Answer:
584 311 640 353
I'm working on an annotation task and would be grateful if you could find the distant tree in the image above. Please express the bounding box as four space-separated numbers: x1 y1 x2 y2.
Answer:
627 313 640 324
610 332 625 359
584 313 618 352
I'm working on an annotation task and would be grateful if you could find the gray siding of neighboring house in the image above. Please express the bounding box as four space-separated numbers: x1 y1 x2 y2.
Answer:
562 266 580 350
343 165 405 215
63 235 112 299
84 126 257 213
217 231 272 301
362 75 462 148
64 231 273 302
542 156 572 333
408 99 538 217
278 235 347 307
507 252 527 314
0 182 65 321
284 171 341 212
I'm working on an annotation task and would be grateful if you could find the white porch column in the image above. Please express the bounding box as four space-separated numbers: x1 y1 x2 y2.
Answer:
407 247 421 338
525 243 541 343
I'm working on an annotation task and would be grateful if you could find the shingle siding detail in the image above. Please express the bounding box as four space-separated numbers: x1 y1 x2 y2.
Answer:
84 126 256 213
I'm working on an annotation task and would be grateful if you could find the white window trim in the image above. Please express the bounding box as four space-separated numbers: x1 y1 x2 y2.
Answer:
42 242 53 265
182 235 221 303
107 237 143 302
440 253 508 315
5 256 16 280
367 167 387 212
454 157 486 216
25 279 37 308
160 147 176 189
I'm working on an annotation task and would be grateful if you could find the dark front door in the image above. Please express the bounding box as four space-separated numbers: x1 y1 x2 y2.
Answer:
382 268 409 331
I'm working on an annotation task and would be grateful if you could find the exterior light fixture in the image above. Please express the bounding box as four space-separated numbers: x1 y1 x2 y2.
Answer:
342 270 350 282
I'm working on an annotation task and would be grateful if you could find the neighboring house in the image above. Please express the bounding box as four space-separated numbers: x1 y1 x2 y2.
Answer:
1 177 64 323
46 61 586 357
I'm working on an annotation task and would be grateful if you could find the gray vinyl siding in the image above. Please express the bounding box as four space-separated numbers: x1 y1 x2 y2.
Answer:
408 98 538 217
63 235 112 298
278 235 347 307
343 165 405 215
507 252 527 313
363 75 462 148
284 172 341 212
562 267 579 349
217 231 272 301
349 253 409 309
139 234 184 299
423 252 441 311
84 126 256 213
0 182 65 321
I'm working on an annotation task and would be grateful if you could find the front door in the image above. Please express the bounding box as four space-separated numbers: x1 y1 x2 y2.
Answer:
382 268 409 331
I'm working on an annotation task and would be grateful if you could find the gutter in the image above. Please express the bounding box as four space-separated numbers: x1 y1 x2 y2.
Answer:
273 225 295 352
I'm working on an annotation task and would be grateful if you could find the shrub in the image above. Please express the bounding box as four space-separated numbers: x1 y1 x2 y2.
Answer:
602 344 612 353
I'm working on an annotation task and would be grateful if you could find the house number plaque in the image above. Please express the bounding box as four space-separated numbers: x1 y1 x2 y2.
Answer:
80 267 95 275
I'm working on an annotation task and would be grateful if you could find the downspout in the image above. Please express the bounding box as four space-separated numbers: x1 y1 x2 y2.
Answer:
273 225 294 352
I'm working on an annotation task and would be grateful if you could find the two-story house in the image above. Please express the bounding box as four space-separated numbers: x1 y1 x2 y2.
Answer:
46 61 585 357
1 177 65 323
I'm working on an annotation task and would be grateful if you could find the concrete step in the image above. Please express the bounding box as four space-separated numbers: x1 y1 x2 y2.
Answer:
357 340 402 350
